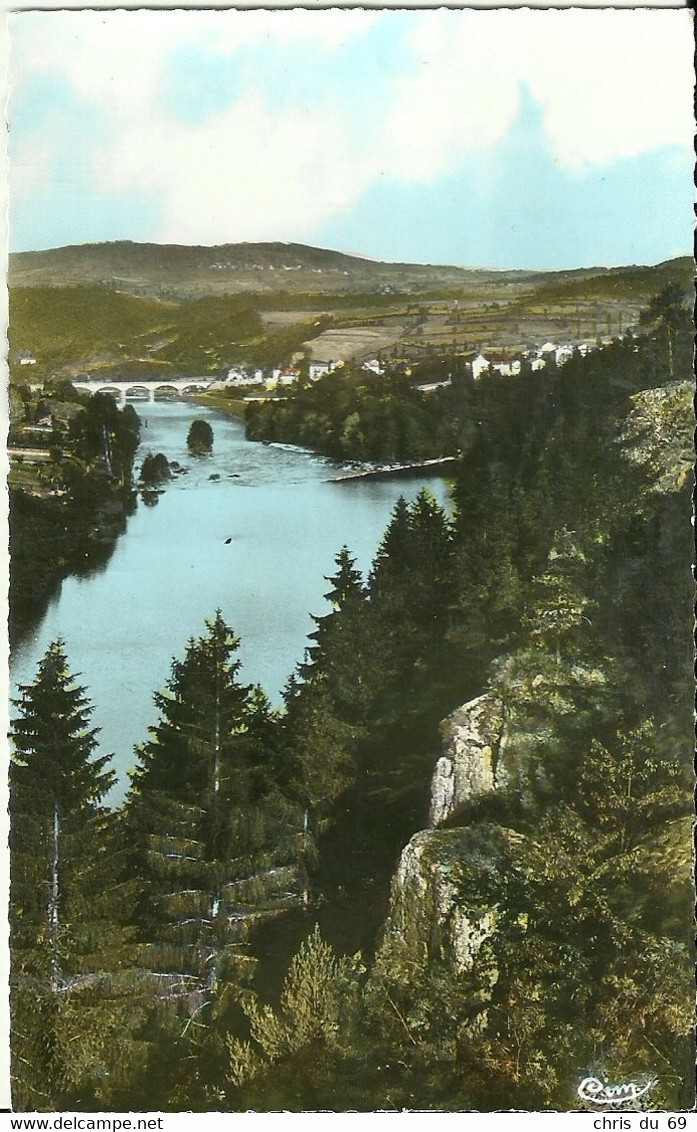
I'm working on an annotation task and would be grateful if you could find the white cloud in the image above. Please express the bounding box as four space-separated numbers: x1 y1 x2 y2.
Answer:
524 9 695 168
10 8 378 114
379 12 523 181
8 127 56 202
9 7 382 243
381 8 694 177
97 88 375 245
11 12 181 115
9 7 694 247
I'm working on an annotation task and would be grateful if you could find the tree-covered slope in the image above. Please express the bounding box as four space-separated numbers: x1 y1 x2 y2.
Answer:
8 239 529 296
9 247 690 381
9 298 694 1110
224 302 694 1110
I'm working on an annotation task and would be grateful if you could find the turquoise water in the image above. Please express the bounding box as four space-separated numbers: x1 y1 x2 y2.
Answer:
11 402 450 802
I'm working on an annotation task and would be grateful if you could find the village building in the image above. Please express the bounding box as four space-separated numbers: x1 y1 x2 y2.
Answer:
309 359 340 382
415 379 452 394
486 353 522 377
538 342 557 361
272 367 299 387
362 358 384 376
555 344 575 366
497 360 522 376
471 353 490 380
226 366 265 386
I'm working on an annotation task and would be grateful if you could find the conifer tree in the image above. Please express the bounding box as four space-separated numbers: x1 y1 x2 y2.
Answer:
127 612 305 996
11 641 115 989
476 721 694 1109
487 529 618 805
369 496 411 591
638 283 689 378
368 492 459 720
10 642 145 1110
226 926 364 1106
450 438 521 660
399 489 454 633
371 491 453 620
300 547 374 718
284 549 383 818
522 529 596 666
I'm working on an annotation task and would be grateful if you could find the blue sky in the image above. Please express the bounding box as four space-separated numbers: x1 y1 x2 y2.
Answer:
8 7 694 269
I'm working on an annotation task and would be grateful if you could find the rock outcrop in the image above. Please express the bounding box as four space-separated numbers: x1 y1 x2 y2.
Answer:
620 379 693 494
376 691 527 994
376 692 527 999
429 694 508 826
377 823 522 978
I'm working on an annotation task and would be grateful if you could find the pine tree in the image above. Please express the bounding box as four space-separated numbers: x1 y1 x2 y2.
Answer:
284 549 383 817
11 641 114 990
282 680 359 818
371 491 454 623
369 496 411 594
477 721 693 1108
127 613 305 997
300 547 373 720
638 284 689 378
400 489 455 634
522 529 596 666
226 926 364 1106
368 492 459 721
10 642 145 1110
450 438 521 661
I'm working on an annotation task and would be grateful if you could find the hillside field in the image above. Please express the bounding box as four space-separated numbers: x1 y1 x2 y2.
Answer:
8 241 692 380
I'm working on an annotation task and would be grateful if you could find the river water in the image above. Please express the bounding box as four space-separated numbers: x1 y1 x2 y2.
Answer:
10 402 450 803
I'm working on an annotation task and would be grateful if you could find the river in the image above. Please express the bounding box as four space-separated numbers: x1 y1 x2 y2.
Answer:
10 401 450 803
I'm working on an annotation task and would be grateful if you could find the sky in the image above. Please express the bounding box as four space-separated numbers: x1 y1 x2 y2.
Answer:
7 7 695 270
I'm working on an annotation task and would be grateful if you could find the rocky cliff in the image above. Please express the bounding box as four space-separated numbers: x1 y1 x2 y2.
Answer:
377 823 522 978
429 695 508 826
377 690 526 982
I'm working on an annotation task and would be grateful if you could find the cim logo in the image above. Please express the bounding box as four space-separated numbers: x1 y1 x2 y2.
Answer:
578 1076 656 1106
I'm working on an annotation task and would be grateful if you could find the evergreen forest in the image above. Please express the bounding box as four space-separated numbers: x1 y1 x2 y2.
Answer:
9 389 142 645
9 300 695 1112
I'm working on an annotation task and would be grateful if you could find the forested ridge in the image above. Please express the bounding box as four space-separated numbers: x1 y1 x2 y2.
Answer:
9 390 142 645
9 303 694 1111
245 361 473 462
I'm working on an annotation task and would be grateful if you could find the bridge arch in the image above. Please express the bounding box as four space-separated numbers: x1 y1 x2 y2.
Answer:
95 386 125 402
153 384 179 400
57 377 215 401
125 385 152 401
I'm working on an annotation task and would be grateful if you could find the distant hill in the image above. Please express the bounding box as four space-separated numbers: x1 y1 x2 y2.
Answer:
8 242 692 381
531 256 694 303
9 239 570 299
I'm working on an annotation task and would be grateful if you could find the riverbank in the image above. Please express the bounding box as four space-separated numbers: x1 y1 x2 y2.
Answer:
329 455 459 482
10 400 452 805
191 391 248 419
9 485 136 649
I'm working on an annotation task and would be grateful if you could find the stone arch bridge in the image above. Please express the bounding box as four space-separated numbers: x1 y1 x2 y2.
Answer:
33 377 216 404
